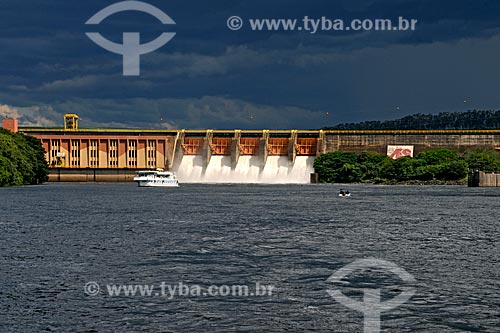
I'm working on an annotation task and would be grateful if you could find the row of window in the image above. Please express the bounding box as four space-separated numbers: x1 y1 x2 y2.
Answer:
49 140 159 168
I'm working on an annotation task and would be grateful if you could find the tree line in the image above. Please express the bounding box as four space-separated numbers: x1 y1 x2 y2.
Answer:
0 128 49 186
313 149 500 183
329 110 500 130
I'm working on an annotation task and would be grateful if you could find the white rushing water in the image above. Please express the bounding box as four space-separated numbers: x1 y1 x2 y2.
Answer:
175 155 315 184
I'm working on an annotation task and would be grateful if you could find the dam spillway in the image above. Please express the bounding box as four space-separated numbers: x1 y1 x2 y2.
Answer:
7 115 500 183
176 155 315 184
172 132 317 183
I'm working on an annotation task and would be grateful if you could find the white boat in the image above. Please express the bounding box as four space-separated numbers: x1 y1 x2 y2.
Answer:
133 169 179 187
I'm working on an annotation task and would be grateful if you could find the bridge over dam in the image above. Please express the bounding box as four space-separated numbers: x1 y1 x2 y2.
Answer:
5 116 500 183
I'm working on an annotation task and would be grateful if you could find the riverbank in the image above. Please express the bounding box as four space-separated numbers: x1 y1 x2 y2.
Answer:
371 179 468 186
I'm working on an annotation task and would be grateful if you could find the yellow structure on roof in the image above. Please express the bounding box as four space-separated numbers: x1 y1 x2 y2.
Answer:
64 114 79 131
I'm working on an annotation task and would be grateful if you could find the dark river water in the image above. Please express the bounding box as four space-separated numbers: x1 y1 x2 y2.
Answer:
0 183 499 332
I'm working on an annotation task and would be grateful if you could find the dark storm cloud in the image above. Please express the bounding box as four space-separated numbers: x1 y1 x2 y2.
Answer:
1 0 500 129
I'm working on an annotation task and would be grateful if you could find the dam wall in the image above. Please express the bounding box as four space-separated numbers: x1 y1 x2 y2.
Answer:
325 131 500 155
23 129 322 183
468 170 500 187
11 125 500 183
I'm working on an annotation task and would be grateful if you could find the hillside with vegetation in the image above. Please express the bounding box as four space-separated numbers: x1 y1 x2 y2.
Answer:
0 128 49 186
313 149 500 184
330 110 500 130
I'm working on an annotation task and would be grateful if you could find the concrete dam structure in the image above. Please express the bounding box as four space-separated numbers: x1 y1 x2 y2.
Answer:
37 127 318 183
468 170 500 187
4 115 500 183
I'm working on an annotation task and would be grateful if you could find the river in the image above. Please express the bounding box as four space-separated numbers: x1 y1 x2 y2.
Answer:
0 183 498 332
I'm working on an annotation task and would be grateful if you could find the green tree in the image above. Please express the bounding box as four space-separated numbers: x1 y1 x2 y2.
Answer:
0 155 16 186
435 160 469 180
314 148 470 184
356 151 389 180
336 163 363 183
24 134 49 184
411 149 466 181
0 128 48 187
416 149 461 165
313 152 359 183
465 149 500 172
380 156 421 181
413 165 437 181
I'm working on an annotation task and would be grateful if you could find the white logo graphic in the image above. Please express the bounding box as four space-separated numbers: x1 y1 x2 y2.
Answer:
326 258 416 333
84 281 101 296
85 1 176 76
227 16 244 30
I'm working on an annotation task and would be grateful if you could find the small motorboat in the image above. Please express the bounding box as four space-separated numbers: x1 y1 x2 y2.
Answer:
339 190 351 197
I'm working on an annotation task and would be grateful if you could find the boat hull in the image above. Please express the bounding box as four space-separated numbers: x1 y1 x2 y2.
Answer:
135 179 179 187
133 170 179 187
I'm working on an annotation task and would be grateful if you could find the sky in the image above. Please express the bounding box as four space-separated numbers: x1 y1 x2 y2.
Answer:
1 0 500 129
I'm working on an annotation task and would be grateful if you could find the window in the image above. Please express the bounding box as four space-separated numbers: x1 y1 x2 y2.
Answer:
90 140 99 167
71 140 80 167
109 140 118 167
147 140 157 168
128 140 137 167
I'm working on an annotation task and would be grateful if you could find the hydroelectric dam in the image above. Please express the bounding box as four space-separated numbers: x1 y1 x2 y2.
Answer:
4 114 500 183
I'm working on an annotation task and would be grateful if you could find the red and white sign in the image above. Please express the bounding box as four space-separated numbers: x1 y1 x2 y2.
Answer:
387 145 414 159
